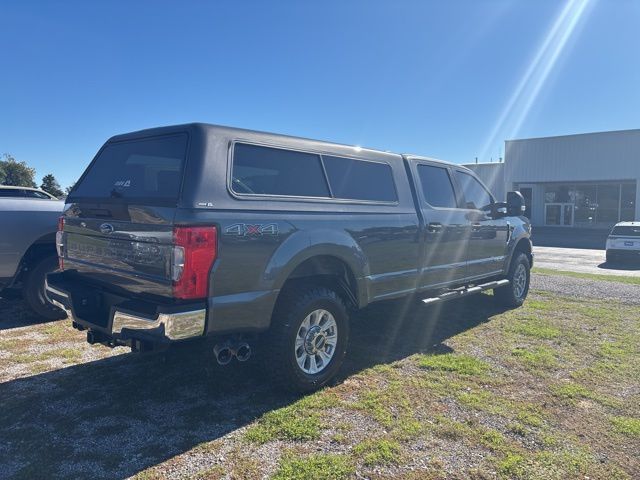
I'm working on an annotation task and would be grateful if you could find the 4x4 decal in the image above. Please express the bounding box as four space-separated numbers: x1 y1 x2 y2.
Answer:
225 223 278 237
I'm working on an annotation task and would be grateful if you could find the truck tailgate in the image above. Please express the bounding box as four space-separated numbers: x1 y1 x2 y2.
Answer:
63 217 174 298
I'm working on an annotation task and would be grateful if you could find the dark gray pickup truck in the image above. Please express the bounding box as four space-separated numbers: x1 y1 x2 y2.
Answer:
47 123 532 391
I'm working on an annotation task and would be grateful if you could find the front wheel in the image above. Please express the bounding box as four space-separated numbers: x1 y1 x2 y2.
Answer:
494 252 530 308
265 285 350 393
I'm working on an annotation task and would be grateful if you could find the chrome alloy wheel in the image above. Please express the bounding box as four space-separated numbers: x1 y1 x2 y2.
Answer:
513 263 528 299
295 309 338 374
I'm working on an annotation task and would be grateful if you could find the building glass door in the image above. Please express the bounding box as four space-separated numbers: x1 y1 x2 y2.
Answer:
520 187 532 220
545 203 574 226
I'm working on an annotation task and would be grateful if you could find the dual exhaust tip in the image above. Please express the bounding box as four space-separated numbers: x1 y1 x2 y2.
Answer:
214 341 251 365
86 329 252 363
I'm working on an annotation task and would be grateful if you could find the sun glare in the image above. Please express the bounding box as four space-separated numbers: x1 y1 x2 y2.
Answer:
478 0 594 164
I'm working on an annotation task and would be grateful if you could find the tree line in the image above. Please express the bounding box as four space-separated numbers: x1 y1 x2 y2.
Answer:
1 153 71 198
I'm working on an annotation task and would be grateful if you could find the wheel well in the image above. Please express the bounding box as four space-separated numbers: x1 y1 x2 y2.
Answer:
513 238 533 266
12 234 57 286
282 255 359 309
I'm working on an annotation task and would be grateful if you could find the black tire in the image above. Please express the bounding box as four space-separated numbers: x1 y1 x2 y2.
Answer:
264 285 350 393
23 255 66 320
494 252 530 308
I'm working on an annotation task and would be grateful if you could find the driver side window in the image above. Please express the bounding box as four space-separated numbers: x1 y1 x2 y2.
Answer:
455 171 493 210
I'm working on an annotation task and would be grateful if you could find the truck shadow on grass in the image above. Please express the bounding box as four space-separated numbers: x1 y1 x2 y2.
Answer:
0 297 60 331
0 294 508 479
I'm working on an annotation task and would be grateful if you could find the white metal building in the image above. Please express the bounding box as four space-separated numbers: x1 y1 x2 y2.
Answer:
465 129 640 229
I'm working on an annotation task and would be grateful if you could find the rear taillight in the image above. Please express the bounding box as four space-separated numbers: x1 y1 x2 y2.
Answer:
56 216 65 270
172 226 217 300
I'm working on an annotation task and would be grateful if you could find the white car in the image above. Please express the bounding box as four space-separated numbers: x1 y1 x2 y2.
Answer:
606 221 640 264
0 185 58 200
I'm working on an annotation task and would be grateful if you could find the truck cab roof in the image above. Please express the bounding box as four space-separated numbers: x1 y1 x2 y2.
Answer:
106 122 460 170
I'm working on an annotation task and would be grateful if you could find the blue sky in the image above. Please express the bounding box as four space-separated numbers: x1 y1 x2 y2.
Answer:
1 0 639 189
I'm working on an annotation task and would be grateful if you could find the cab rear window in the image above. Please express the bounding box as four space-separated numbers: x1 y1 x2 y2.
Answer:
611 226 640 237
69 134 188 203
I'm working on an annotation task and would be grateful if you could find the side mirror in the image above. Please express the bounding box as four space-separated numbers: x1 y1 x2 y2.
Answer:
506 191 526 216
487 203 508 219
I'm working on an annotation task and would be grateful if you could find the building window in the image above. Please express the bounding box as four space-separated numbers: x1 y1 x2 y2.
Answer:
544 182 637 227
597 184 620 224
544 185 572 203
621 183 637 221
573 185 597 226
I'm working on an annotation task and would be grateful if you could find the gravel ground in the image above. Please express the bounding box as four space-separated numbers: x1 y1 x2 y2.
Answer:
1 271 638 479
530 272 640 304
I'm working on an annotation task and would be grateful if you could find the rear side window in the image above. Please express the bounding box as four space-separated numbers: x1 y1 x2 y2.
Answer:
455 170 493 209
323 155 397 202
69 134 188 203
25 190 52 199
417 165 457 208
232 143 330 198
611 226 640 237
0 189 24 197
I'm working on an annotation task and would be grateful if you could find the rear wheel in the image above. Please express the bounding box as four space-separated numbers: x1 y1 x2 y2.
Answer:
23 255 66 320
265 285 349 392
494 252 530 308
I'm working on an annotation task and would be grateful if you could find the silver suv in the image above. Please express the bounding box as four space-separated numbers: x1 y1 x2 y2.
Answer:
606 222 640 264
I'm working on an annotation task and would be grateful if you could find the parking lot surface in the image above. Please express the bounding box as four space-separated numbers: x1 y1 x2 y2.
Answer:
533 246 640 277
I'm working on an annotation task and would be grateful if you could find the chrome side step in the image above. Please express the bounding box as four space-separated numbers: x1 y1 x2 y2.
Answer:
422 279 509 305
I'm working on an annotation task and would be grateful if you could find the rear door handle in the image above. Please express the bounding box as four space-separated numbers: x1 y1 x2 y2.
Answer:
428 222 443 233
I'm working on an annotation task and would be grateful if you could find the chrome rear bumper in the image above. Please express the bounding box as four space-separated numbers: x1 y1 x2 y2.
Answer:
47 284 74 318
111 309 205 340
45 282 205 342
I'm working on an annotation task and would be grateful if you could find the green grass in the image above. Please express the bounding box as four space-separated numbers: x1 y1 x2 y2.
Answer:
244 391 340 443
353 389 395 427
57 348 84 364
417 353 490 375
611 416 640 437
353 438 402 466
533 267 640 285
551 382 598 402
599 341 633 358
497 452 527 478
244 407 321 443
516 408 544 428
511 319 561 340
511 346 557 369
272 453 354 480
